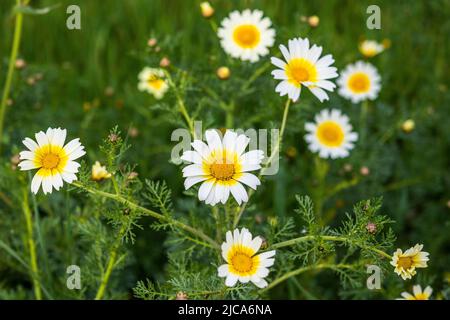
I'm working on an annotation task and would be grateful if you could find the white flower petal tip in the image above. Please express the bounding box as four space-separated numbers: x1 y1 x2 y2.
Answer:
180 129 264 206
218 228 275 288
18 128 85 194
271 37 338 102
304 109 357 159
218 10 275 63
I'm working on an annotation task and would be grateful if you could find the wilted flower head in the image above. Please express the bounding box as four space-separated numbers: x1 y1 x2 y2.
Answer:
91 161 112 181
359 40 385 58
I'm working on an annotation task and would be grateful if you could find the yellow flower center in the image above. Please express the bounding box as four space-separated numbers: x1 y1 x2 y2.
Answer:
285 58 317 87
233 24 260 48
210 162 235 180
42 153 60 169
227 245 259 276
316 121 345 147
34 145 68 176
348 72 370 93
397 256 413 269
147 76 165 90
231 253 253 273
413 293 429 300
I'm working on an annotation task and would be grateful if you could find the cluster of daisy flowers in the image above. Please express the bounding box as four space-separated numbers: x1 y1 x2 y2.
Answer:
15 7 428 292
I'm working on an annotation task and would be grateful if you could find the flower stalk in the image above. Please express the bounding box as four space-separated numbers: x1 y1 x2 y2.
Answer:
0 0 28 154
21 187 42 300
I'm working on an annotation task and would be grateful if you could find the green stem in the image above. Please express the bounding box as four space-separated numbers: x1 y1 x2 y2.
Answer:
259 263 353 293
72 181 219 249
241 61 272 93
359 100 369 146
21 187 42 300
165 71 196 138
225 101 234 128
270 234 392 259
0 0 27 154
233 98 291 228
95 223 127 300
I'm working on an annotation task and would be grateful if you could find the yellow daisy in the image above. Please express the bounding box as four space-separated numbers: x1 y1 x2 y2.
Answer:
218 228 276 288
390 244 429 280
181 129 264 206
138 67 169 99
398 285 433 300
18 128 85 194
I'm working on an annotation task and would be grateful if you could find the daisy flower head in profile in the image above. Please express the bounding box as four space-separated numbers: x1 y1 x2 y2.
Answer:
181 129 264 206
18 128 86 194
137 67 169 99
304 109 358 159
391 244 430 280
359 40 385 58
218 228 276 288
218 9 275 62
397 285 433 300
271 37 338 102
337 61 381 104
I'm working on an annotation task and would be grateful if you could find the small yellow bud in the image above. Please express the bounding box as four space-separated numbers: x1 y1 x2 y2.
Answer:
308 15 320 27
216 66 230 80
382 38 391 49
401 119 415 133
200 2 214 18
92 161 112 181
286 146 297 158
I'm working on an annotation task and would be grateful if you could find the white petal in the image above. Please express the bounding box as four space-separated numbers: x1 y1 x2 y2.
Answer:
236 173 260 189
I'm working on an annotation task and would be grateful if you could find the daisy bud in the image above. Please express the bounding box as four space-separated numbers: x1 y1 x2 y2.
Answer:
308 15 320 27
216 66 230 80
366 222 377 234
108 133 119 143
268 216 278 227
15 58 26 69
104 86 115 97
91 161 112 181
6 99 13 106
26 77 36 86
360 166 370 176
159 57 170 68
147 38 157 47
300 15 308 22
176 291 188 300
10 154 20 170
128 127 139 138
34 73 43 81
254 214 264 224
382 38 391 49
286 146 297 159
154 46 161 53
343 163 353 172
127 171 139 180
401 119 415 133
200 2 214 18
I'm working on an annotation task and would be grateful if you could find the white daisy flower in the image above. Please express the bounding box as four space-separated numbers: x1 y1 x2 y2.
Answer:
18 128 86 194
181 129 264 206
390 244 430 280
359 40 385 58
218 228 276 288
137 67 169 99
271 37 338 102
337 61 381 104
305 109 358 159
218 9 275 62
398 285 433 300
